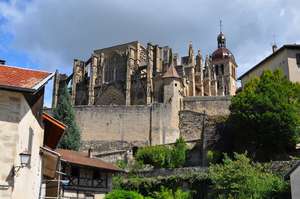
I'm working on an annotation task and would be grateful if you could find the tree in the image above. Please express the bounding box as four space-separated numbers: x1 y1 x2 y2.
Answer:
229 70 300 160
209 153 288 199
53 85 81 150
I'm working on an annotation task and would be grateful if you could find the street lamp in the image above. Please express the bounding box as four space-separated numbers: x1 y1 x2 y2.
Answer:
19 152 31 167
13 151 31 176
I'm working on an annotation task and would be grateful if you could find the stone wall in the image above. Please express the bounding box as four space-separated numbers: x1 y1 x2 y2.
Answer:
75 103 180 153
183 96 231 115
75 105 151 152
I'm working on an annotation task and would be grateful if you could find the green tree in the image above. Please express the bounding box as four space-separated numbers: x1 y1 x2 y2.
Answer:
209 153 288 199
229 70 300 160
53 85 81 150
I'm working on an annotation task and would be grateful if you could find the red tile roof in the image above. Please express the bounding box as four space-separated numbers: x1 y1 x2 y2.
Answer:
0 65 53 92
56 149 121 172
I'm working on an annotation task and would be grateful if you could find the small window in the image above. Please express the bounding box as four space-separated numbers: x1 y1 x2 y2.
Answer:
296 53 300 66
174 83 177 87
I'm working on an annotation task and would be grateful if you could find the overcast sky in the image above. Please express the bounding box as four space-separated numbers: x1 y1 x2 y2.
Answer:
0 0 299 106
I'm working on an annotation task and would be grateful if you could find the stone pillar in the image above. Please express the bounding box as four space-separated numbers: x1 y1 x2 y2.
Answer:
146 43 154 104
220 76 225 96
100 53 105 84
126 47 134 105
212 67 218 96
52 70 59 108
196 50 204 96
71 59 85 105
205 55 211 96
154 45 161 73
88 54 99 105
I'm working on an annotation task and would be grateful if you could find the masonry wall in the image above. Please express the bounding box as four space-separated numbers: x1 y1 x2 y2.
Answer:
0 90 44 199
76 103 179 153
183 96 231 115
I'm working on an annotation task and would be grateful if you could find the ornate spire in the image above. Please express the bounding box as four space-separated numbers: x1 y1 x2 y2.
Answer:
217 20 226 48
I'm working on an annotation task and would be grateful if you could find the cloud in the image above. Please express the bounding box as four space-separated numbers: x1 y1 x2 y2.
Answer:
0 0 300 78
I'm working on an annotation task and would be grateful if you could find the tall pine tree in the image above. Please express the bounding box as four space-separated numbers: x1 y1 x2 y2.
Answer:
53 85 81 150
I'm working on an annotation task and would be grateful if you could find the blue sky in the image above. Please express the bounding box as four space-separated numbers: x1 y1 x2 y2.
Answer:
0 0 300 107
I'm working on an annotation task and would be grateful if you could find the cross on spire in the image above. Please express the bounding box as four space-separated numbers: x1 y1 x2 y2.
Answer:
219 19 223 33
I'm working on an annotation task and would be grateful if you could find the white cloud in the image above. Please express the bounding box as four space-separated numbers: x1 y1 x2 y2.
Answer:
0 0 300 77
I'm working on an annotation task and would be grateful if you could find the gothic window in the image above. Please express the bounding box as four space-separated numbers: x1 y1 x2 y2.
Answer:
221 64 224 75
215 65 219 76
296 53 300 67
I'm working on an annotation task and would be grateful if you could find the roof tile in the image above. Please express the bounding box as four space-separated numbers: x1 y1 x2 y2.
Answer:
0 65 51 91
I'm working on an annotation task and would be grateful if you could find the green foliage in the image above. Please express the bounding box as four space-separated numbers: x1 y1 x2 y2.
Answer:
53 85 81 150
172 137 188 167
152 187 191 199
135 138 188 168
209 153 289 199
116 160 128 170
104 189 145 199
229 70 300 160
113 170 208 198
207 150 222 164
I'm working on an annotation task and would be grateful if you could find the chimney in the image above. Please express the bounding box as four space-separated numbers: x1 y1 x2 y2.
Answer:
88 148 93 158
272 44 278 53
0 59 6 65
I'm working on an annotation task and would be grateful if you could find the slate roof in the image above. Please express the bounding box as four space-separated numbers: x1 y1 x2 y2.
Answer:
0 64 54 92
56 149 121 172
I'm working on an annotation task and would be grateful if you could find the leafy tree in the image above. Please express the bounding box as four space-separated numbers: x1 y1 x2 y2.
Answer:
53 85 81 150
229 70 300 160
209 153 288 199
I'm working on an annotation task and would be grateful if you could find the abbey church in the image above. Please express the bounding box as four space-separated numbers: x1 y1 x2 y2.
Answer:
52 31 237 107
52 30 237 155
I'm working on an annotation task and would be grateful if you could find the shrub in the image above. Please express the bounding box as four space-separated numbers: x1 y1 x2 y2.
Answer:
136 138 187 168
207 150 222 164
171 137 188 167
105 189 146 199
209 153 289 199
152 187 191 199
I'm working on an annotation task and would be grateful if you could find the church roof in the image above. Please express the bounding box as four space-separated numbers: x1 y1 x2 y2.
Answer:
163 65 180 79
211 47 236 65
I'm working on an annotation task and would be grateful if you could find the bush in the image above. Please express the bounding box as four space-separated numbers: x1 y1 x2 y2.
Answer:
207 150 222 164
153 187 191 199
105 190 145 199
136 138 187 168
209 153 289 199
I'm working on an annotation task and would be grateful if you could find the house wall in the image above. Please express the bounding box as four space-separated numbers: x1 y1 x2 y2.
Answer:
291 166 300 199
240 49 289 86
0 90 44 199
287 48 300 83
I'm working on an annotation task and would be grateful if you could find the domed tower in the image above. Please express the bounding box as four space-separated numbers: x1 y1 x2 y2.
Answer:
211 21 237 96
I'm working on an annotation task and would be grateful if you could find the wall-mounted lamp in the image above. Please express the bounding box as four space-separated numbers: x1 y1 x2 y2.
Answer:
13 151 31 176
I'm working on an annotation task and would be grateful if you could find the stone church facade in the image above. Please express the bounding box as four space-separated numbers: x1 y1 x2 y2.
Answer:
52 31 237 108
52 31 237 155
